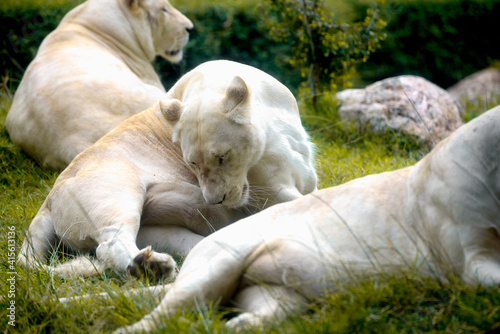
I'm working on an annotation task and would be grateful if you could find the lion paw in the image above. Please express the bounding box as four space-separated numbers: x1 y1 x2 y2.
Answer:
127 246 177 279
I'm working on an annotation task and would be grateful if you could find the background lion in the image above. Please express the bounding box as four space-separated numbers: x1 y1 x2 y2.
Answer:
5 0 193 169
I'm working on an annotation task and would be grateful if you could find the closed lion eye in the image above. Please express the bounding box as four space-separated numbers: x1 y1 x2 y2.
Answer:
162 7 169 14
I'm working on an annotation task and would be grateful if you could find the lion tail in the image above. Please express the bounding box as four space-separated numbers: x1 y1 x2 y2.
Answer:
59 283 171 304
49 256 107 278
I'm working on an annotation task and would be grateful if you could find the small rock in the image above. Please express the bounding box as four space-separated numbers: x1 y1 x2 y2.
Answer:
447 68 500 112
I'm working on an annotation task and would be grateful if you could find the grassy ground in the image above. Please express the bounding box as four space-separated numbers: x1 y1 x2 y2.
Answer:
1 75 499 334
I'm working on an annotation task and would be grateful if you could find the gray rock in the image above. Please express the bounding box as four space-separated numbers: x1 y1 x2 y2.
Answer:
337 75 463 145
447 68 500 112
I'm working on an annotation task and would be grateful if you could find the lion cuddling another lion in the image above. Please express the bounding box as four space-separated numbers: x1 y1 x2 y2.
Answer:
18 60 318 279
115 105 500 333
6 0 193 169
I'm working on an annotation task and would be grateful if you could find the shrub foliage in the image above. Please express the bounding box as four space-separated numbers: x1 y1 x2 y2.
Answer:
262 0 386 102
358 0 500 88
1 0 499 94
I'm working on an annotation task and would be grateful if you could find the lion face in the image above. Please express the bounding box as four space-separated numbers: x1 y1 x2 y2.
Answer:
138 0 193 63
161 76 265 208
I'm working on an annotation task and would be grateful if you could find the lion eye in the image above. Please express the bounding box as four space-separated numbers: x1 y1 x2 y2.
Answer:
162 7 169 14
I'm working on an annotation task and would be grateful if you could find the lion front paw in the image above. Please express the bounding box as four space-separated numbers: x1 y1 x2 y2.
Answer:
127 246 177 279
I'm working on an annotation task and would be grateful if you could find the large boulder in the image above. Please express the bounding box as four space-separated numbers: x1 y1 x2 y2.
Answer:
447 68 500 112
337 75 463 145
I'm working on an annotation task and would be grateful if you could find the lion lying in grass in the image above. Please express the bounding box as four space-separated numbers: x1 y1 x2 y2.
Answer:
115 105 500 333
6 0 193 169
18 60 317 279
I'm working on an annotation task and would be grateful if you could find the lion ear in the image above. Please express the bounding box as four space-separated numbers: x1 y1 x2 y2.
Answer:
160 97 183 126
222 76 250 124
125 0 141 11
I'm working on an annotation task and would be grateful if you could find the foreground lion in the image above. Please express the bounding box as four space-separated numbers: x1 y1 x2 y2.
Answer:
19 60 318 278
115 105 500 333
6 0 193 169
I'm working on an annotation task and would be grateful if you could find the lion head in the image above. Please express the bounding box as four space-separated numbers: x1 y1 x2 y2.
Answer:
160 76 266 208
125 0 193 63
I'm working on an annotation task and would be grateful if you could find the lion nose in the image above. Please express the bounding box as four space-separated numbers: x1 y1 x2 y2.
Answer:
203 192 225 205
185 18 194 31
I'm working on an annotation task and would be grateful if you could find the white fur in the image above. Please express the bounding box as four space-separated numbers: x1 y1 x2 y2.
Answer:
115 105 500 333
6 0 193 169
18 60 317 279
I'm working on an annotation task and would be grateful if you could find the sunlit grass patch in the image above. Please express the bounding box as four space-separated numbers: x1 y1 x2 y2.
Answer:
314 138 419 189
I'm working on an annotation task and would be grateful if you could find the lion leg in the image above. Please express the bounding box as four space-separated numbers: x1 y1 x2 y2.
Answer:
258 185 307 208
113 242 247 334
59 179 178 279
96 231 177 279
136 225 204 257
275 187 303 203
461 226 500 285
226 284 308 331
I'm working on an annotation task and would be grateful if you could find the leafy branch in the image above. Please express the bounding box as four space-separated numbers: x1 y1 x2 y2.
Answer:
262 0 387 104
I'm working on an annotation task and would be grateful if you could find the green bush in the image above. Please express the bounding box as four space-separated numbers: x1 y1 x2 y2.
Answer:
357 0 500 88
0 0 83 87
2 0 499 94
156 5 303 92
0 1 302 92
263 0 386 102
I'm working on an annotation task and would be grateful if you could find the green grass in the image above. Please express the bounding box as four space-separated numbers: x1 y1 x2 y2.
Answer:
0 0 81 11
1 77 499 333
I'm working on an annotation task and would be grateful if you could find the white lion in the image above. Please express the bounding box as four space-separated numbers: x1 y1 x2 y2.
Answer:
18 60 318 279
115 105 500 333
6 0 193 170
